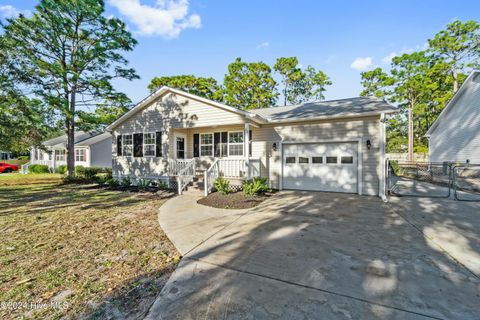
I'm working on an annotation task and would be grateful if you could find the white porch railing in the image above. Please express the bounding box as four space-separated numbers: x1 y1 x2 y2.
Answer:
204 158 261 196
169 159 194 176
177 159 196 195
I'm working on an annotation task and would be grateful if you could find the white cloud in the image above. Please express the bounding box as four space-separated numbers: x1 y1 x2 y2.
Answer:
0 5 31 19
350 57 373 71
256 41 270 49
382 52 397 64
108 0 201 38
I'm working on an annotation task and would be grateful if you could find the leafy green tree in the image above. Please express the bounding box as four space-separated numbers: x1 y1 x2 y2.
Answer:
1 0 138 176
274 57 332 105
359 68 394 98
273 57 304 105
428 20 480 92
148 75 223 101
223 58 278 110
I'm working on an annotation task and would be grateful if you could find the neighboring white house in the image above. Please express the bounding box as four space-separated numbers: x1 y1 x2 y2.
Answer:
0 151 12 160
426 70 480 164
29 131 112 170
106 87 396 197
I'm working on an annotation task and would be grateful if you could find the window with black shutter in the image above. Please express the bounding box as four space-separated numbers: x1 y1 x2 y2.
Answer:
117 135 122 156
193 133 199 157
156 132 162 157
133 133 143 157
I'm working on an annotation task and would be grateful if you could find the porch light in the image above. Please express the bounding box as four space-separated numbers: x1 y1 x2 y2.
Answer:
272 142 277 152
366 139 371 150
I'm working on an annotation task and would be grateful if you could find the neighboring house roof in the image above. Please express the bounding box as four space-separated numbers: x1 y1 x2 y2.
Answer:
249 97 396 122
106 86 266 131
42 131 105 148
426 70 480 136
75 132 111 146
106 86 396 131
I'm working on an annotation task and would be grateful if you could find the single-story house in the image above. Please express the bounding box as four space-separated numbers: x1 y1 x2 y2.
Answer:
106 87 396 197
29 131 112 170
0 151 13 160
426 70 480 164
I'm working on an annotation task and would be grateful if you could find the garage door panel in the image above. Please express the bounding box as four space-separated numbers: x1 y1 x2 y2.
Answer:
283 142 358 193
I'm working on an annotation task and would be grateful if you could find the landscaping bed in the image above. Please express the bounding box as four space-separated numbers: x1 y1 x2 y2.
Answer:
198 191 272 209
0 173 180 319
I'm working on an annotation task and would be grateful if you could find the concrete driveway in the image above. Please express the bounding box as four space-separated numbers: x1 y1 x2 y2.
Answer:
146 191 480 320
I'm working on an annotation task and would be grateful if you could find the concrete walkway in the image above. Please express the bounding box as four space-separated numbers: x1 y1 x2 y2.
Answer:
147 191 480 320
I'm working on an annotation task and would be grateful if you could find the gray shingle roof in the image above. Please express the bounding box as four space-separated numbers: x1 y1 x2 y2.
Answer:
249 97 396 121
42 131 104 148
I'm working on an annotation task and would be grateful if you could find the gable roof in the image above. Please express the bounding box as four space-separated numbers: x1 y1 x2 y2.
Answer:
250 97 396 122
106 86 266 131
106 87 396 131
42 131 105 148
426 70 480 136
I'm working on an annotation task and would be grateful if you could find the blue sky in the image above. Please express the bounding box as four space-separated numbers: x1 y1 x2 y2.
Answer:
1 0 480 108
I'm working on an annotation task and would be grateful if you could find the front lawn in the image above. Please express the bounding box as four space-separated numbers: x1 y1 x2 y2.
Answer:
0 173 179 319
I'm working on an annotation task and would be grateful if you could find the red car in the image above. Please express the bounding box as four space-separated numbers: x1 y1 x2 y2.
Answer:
0 163 19 173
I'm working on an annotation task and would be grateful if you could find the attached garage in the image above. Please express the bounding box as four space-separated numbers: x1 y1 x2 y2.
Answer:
282 141 359 193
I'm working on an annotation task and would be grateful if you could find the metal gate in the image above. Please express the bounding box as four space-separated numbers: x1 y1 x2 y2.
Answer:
387 160 480 201
387 161 452 198
452 165 480 201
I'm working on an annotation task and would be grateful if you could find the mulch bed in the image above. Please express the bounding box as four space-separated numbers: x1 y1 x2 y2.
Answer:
198 191 273 209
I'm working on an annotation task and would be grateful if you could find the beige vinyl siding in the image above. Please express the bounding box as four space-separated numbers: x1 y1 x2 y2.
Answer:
253 116 381 195
429 76 480 163
112 92 248 178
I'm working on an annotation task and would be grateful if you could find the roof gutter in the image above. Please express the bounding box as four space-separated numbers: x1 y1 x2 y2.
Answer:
263 109 397 124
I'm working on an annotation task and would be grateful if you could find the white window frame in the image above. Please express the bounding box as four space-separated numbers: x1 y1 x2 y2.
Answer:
75 149 86 162
200 133 214 157
123 134 133 157
143 132 156 157
55 149 66 161
227 131 244 157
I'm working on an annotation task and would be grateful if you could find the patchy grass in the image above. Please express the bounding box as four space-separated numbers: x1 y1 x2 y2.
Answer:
0 173 180 319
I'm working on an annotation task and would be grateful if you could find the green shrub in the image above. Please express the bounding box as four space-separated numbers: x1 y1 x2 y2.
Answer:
29 164 50 174
214 176 230 195
157 180 169 190
121 177 132 188
96 175 108 186
74 165 86 177
62 175 87 184
18 155 29 161
106 178 120 188
82 167 103 180
137 178 151 191
389 160 399 176
242 177 271 197
56 165 67 174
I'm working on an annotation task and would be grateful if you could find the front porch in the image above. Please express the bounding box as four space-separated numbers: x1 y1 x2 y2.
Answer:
167 122 261 195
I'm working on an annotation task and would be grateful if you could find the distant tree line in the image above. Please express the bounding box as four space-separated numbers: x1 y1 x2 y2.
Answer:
359 20 480 157
148 57 332 110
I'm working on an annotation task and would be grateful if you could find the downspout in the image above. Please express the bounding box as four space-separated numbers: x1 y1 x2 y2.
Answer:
379 113 387 202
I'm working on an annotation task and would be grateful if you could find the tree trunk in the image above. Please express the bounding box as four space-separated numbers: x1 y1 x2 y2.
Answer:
66 90 76 177
452 69 458 93
407 103 414 162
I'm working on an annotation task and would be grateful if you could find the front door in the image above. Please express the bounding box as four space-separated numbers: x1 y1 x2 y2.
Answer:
175 134 186 159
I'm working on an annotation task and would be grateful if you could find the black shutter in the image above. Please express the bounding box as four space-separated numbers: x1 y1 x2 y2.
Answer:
133 133 143 157
117 135 122 156
193 134 199 157
249 130 252 157
156 132 162 157
214 132 220 157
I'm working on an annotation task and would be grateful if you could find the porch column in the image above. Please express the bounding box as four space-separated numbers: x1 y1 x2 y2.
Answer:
244 123 250 179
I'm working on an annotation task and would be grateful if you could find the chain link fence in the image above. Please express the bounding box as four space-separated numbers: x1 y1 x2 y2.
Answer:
387 160 480 201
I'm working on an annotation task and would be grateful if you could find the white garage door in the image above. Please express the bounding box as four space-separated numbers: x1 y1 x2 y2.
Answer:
282 142 358 193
